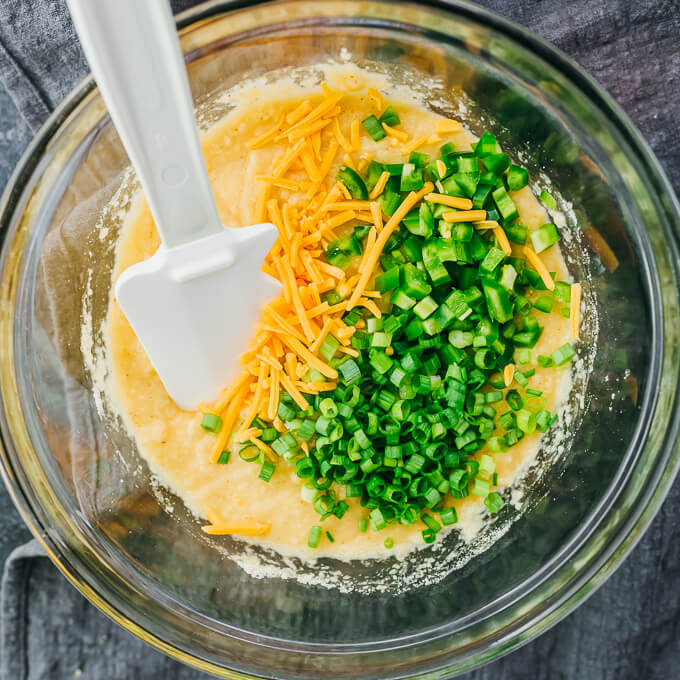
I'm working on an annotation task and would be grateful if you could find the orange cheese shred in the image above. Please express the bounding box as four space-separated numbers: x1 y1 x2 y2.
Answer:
333 117 352 152
368 170 390 200
250 436 278 463
286 98 313 125
248 112 285 149
435 118 463 134
524 246 556 291
235 427 263 443
278 334 338 380
202 522 271 536
368 87 383 110
262 305 307 343
473 220 500 231
276 91 343 140
238 361 268 438
504 364 515 387
306 140 339 199
348 182 434 308
424 193 473 210
401 136 427 154
324 201 372 212
256 175 300 191
284 353 297 380
309 317 334 353
300 147 322 181
279 372 310 410
442 209 487 223
494 226 513 257
210 381 252 463
370 202 383 233
350 119 361 151
205 369 251 415
381 122 409 141
357 226 377 274
355 298 382 318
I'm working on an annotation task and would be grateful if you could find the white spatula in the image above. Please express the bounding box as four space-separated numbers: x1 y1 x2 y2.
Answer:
67 0 280 411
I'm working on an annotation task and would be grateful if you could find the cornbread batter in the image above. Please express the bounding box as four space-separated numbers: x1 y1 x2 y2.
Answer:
106 66 574 560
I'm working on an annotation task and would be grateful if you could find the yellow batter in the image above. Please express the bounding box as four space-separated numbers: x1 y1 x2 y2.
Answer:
107 66 573 560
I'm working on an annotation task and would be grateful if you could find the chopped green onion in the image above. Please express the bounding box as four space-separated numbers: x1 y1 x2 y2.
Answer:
554 281 572 303
472 478 490 496
533 294 555 313
375 266 400 292
362 114 386 141
482 153 511 176
539 189 556 210
552 342 576 366
440 507 458 525
308 525 322 548
200 413 222 434
507 165 529 191
337 166 368 199
531 223 560 253
365 160 386 191
259 460 276 482
506 390 524 411
492 186 519 221
484 492 504 513
379 105 400 126
204 124 583 548
401 163 425 192
505 223 528 244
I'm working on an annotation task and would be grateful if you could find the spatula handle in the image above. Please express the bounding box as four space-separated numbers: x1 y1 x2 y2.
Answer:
67 0 225 249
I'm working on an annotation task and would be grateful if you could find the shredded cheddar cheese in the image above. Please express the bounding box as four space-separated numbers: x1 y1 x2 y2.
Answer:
256 175 300 191
348 183 434 309
524 246 555 291
442 209 487 223
381 122 409 142
199 81 571 507
435 119 463 134
402 136 427 154
248 113 285 149
210 381 252 463
286 99 312 125
369 171 390 200
504 364 515 387
250 436 278 463
350 119 361 151
473 220 500 231
494 226 513 257
202 522 271 536
424 193 473 210
368 87 383 110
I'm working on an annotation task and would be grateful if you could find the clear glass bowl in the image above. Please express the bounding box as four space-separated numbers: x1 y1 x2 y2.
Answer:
1 1 679 677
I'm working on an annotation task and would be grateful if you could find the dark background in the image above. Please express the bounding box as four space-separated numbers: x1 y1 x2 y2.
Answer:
0 1 678 678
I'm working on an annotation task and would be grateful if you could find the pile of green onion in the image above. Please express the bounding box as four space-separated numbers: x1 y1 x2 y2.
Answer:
205 126 577 549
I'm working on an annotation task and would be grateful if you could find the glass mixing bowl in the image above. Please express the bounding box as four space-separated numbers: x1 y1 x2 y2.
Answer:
1 1 679 677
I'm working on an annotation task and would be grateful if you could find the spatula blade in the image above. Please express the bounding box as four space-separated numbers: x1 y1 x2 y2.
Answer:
115 223 280 411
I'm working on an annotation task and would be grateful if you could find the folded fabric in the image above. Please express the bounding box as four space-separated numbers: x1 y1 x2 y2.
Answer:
0 0 678 679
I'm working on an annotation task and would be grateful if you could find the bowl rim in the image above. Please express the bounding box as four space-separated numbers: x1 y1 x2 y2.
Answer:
0 0 679 677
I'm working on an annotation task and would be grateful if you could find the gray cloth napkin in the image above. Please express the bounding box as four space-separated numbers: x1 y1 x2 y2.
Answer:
0 0 679 678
